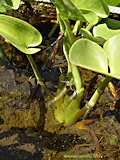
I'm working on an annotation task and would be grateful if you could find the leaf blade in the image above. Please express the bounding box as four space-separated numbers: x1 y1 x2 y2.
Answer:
69 39 108 74
104 34 120 79
0 14 42 54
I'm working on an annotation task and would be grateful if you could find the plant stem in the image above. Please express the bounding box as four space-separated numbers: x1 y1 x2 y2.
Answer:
48 23 58 38
71 64 83 94
63 42 72 73
82 76 112 119
62 18 84 94
56 11 65 33
63 19 75 44
86 23 94 31
72 20 81 35
26 54 45 87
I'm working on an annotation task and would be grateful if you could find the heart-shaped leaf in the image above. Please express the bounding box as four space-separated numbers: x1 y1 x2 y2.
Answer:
0 14 42 54
93 24 120 40
71 0 109 18
69 38 108 75
104 34 120 79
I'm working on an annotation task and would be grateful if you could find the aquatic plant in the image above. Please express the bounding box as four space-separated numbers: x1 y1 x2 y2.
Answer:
0 0 120 125
51 0 120 124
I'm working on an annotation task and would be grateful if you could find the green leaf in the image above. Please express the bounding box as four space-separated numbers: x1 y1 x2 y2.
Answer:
81 28 105 45
0 14 42 54
0 0 8 12
69 38 108 75
71 0 109 18
5 0 21 9
0 0 20 12
105 0 120 6
81 10 99 25
51 0 86 21
93 24 120 41
103 18 120 29
104 34 120 79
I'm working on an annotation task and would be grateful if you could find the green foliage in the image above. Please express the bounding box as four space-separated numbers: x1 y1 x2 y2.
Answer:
69 34 120 80
69 39 108 75
0 0 9 12
51 0 86 21
0 0 120 125
104 35 120 78
0 0 20 12
71 0 109 18
93 24 120 40
52 0 109 24
103 18 120 29
6 0 21 9
105 0 120 6
0 14 42 54
81 10 99 25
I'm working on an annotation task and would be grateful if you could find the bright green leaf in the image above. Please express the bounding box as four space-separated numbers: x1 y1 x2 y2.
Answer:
69 38 108 74
104 34 120 79
71 0 109 18
81 9 99 25
93 24 120 40
0 14 42 54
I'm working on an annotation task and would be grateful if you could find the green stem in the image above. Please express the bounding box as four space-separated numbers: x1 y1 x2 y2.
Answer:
86 23 94 31
83 76 112 118
26 54 45 87
71 64 83 94
63 19 75 45
62 18 84 94
48 23 58 38
72 20 81 35
63 42 72 73
56 11 65 33
63 40 83 93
